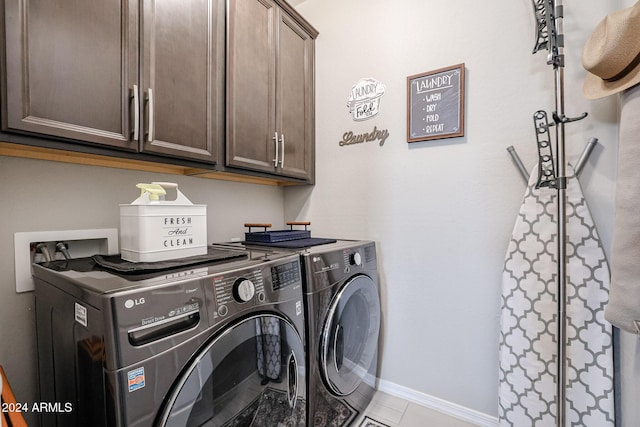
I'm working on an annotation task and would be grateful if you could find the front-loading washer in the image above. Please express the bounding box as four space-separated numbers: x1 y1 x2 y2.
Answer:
220 240 381 426
32 245 307 427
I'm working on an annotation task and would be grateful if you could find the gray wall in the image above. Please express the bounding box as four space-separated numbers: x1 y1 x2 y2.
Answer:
288 0 638 424
3 1 640 426
0 155 285 425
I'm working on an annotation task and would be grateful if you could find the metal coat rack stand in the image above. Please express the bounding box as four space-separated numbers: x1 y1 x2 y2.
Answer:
517 1 589 425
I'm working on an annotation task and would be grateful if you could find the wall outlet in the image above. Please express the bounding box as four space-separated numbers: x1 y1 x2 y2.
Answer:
14 229 119 293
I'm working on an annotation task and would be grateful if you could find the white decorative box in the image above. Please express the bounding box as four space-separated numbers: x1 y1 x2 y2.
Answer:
119 183 207 263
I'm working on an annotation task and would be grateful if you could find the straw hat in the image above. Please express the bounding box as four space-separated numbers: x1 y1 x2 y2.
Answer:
582 1 640 99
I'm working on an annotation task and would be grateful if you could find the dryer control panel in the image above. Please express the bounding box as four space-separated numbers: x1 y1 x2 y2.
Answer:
209 257 302 323
304 242 377 293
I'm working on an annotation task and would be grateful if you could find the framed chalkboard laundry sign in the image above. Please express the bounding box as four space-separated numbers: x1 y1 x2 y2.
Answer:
407 63 465 142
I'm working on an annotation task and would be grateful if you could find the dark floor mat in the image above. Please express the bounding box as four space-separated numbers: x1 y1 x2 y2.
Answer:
312 387 358 427
93 247 247 273
222 388 306 427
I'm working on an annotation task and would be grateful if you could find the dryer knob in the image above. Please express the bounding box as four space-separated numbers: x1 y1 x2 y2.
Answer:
350 252 362 266
233 279 256 303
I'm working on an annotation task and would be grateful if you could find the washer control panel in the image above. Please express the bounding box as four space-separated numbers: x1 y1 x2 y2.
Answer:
213 270 265 317
271 260 301 291
210 256 302 322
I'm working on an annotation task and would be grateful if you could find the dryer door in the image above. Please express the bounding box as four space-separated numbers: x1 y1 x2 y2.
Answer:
320 274 381 396
157 314 305 427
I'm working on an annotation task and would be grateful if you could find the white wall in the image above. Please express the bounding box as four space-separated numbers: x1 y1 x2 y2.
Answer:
0 156 285 425
288 0 625 422
3 1 640 426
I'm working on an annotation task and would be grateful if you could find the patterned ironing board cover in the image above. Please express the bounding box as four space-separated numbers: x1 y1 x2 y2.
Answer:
499 165 615 426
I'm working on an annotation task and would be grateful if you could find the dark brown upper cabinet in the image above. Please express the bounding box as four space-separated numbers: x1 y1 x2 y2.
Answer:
227 0 317 181
139 0 224 163
2 0 224 164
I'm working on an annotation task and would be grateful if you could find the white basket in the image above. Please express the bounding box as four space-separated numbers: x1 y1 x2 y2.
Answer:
119 183 207 262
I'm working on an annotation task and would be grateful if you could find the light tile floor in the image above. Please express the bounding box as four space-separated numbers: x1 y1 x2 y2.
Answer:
352 391 479 427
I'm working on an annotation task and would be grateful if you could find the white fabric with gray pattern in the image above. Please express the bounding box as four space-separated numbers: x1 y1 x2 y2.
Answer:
499 165 615 426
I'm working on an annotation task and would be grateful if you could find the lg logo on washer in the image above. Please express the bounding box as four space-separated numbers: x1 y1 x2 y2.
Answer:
125 298 146 309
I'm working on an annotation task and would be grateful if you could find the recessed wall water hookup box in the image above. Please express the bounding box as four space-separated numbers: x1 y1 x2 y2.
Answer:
14 228 119 293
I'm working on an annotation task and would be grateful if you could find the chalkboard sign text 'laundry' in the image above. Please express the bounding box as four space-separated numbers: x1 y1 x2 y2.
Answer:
407 63 465 143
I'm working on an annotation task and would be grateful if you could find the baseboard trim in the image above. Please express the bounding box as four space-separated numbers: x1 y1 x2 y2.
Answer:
376 379 499 427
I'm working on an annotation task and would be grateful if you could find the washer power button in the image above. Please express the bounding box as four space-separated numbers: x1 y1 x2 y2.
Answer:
218 305 228 317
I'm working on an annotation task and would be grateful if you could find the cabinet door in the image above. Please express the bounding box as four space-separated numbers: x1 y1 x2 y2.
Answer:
140 0 223 164
2 0 138 149
277 10 314 181
226 0 277 174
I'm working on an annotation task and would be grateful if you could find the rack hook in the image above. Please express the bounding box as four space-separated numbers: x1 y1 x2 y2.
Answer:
552 111 588 124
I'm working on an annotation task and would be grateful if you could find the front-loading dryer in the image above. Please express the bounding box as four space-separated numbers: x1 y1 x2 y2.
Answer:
32 245 307 427
299 241 380 427
221 239 381 426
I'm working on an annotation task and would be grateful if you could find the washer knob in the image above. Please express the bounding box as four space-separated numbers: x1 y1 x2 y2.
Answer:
233 279 256 303
350 252 362 266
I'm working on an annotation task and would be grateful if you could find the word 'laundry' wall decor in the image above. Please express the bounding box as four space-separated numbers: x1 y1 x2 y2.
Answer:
340 77 389 148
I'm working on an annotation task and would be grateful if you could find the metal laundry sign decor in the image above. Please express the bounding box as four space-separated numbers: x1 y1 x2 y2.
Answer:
347 78 386 121
341 77 389 147
339 126 389 147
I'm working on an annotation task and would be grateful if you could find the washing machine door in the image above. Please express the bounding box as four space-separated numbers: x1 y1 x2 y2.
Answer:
320 274 381 396
157 314 305 427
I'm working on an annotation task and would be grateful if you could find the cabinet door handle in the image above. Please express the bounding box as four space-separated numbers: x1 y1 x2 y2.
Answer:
130 85 139 141
273 132 279 166
146 88 154 142
279 133 285 168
